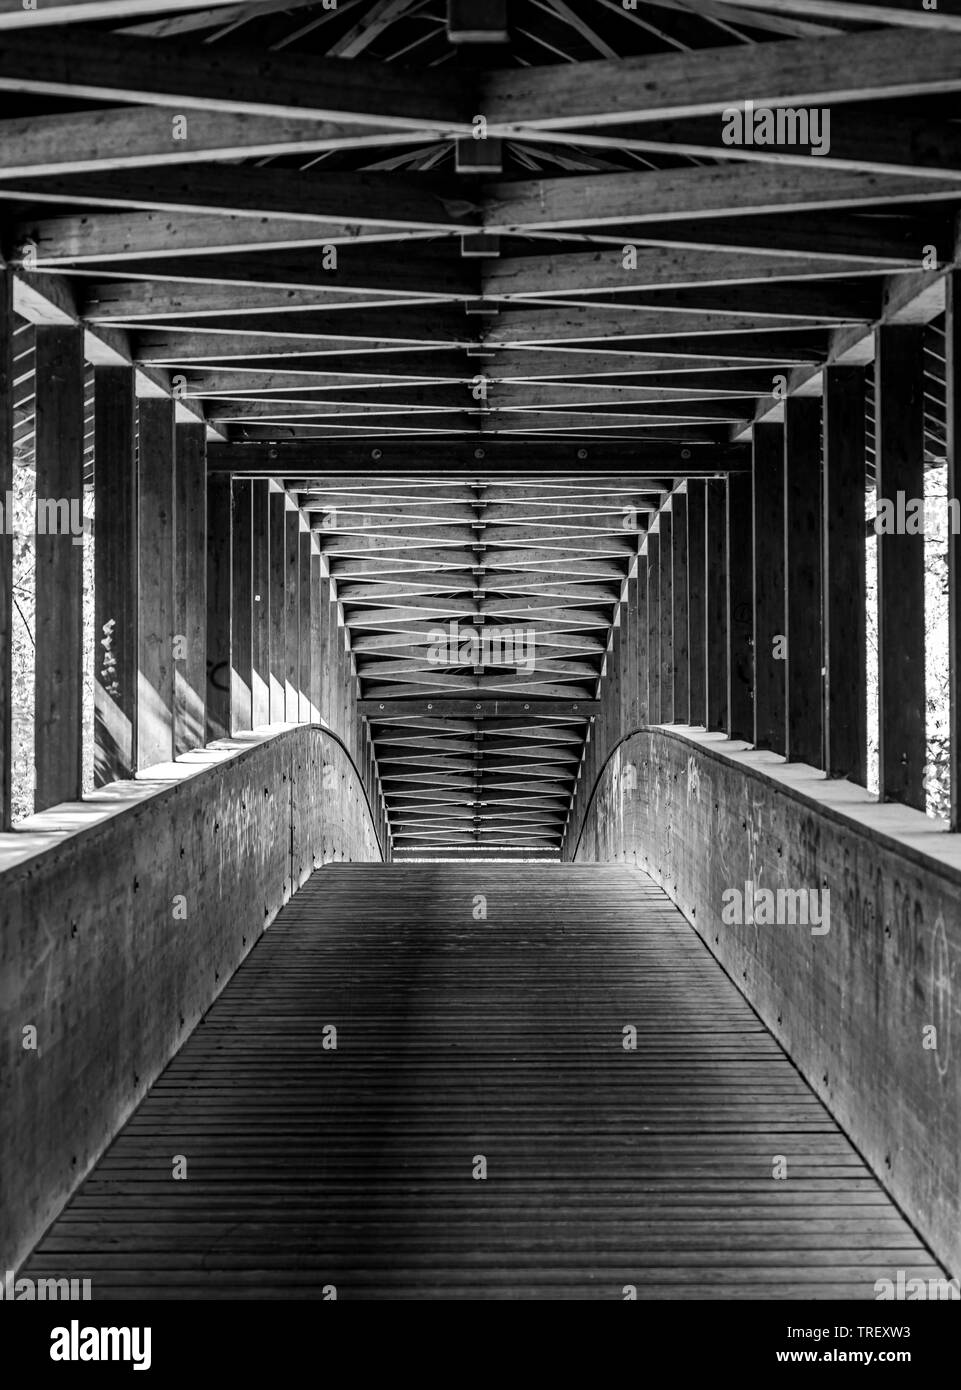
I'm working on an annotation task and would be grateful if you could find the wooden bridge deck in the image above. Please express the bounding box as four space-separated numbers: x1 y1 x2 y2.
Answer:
24 864 942 1300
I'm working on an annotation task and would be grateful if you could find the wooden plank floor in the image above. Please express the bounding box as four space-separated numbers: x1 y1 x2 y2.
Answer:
24 864 943 1300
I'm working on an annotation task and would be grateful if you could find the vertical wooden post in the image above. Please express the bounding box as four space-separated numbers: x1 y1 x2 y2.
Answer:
672 491 689 725
624 570 639 728
875 325 926 809
93 365 137 785
784 397 824 767
309 540 322 721
299 523 312 722
823 366 867 784
727 469 754 742
173 422 206 755
251 479 270 728
646 534 660 723
34 324 85 809
0 271 11 825
636 549 649 727
686 480 707 728
658 508 674 722
268 487 286 722
947 272 961 829
705 479 728 732
319 564 331 723
231 479 253 733
137 396 175 769
753 422 786 755
285 503 300 721
205 473 231 743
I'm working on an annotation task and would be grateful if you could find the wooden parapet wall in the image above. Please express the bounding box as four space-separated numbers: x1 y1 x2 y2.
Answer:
0 725 384 1275
568 727 961 1278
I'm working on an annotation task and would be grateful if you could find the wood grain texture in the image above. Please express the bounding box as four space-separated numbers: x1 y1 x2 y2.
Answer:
23 861 940 1300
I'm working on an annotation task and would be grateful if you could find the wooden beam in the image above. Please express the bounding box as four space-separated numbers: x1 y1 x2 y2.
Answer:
671 492 689 725
231 479 253 733
94 365 138 784
299 526 312 722
752 422 786 756
174 422 207 755
2 167 474 232
285 505 300 720
875 325 926 809
705 478 728 732
205 473 231 743
784 397 824 768
646 533 660 724
0 0 245 27
137 396 176 768
482 28 961 129
251 479 271 728
0 270 11 825
709 0 961 31
484 164 961 233
268 489 286 722
727 468 754 742
947 271 961 829
0 107 434 180
447 0 509 42
0 29 469 128
823 365 866 783
34 324 85 810
208 439 751 472
686 480 707 729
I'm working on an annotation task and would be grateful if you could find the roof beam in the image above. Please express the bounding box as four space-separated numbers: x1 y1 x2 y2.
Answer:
0 29 471 129
709 0 961 31
482 28 961 130
0 107 437 180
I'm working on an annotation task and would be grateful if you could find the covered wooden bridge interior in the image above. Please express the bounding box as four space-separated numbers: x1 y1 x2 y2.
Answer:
2 0 961 1300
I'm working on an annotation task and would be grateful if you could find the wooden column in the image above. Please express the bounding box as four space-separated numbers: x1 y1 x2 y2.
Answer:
285 503 300 721
784 397 824 768
251 479 270 728
624 570 639 728
875 325 926 809
636 550 649 727
727 469 754 742
34 324 85 810
205 473 231 743
319 566 331 723
231 479 253 733
310 541 322 721
823 366 867 784
753 422 786 755
705 479 728 732
137 396 175 770
658 509 674 722
947 272 961 829
299 524 312 722
686 480 707 728
173 422 206 755
646 534 660 724
94 365 137 785
672 491 690 725
0 271 11 825
268 488 286 722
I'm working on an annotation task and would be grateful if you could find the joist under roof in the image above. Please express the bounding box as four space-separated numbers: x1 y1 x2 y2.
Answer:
5 0 961 851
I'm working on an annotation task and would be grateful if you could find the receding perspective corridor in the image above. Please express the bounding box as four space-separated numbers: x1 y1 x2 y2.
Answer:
2 0 961 1341
19 865 943 1301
